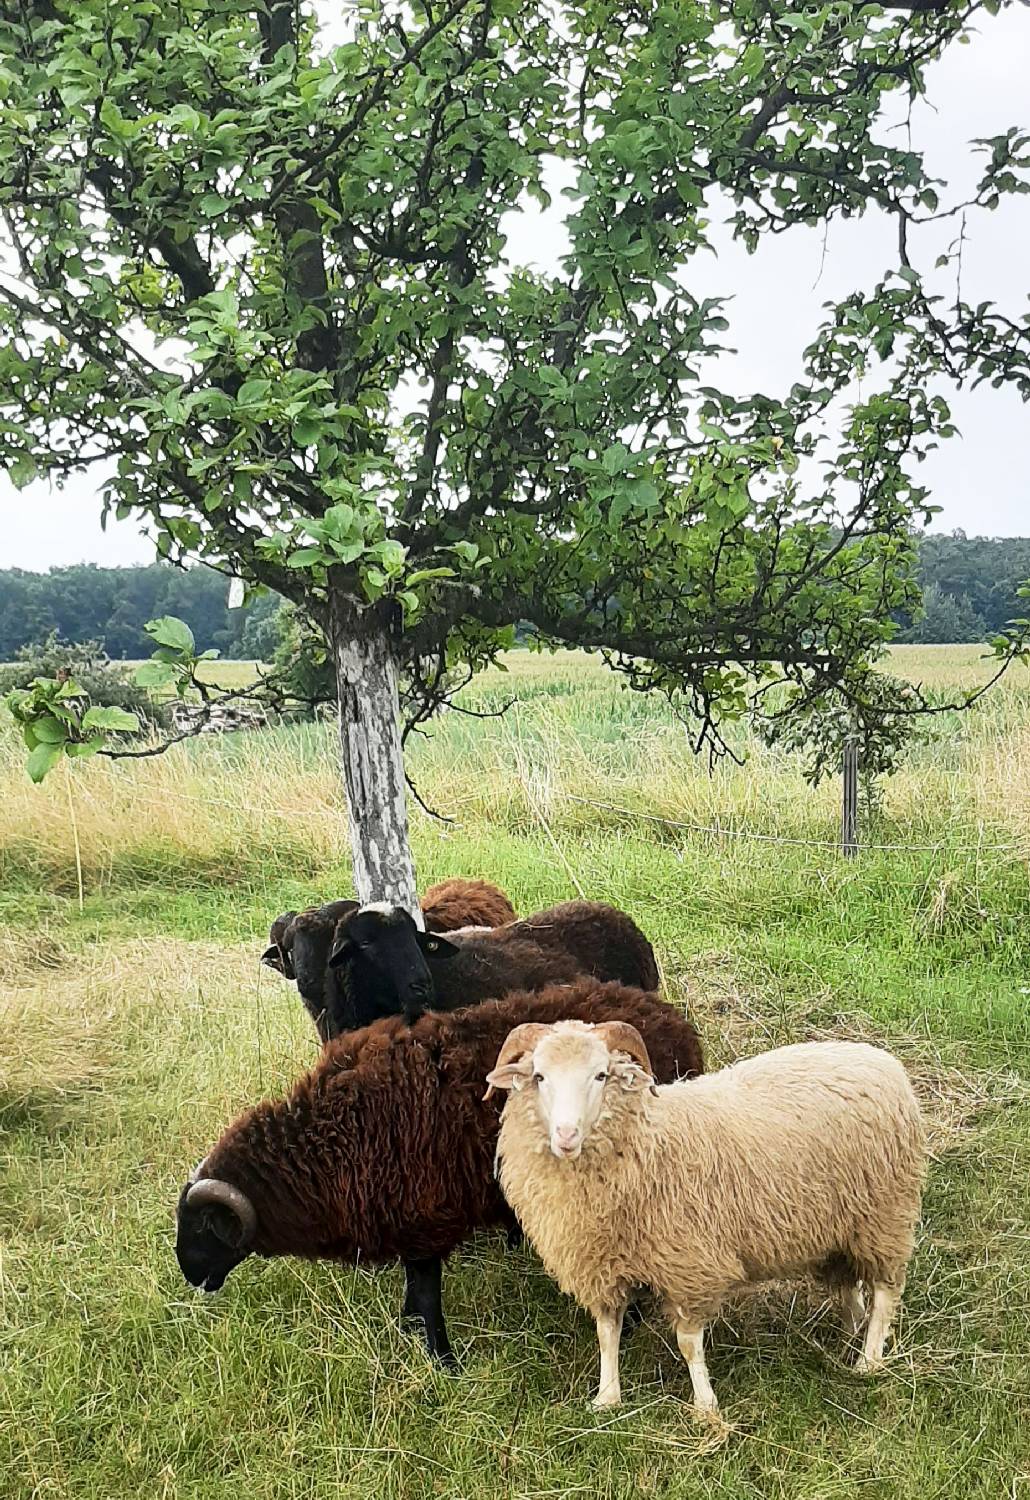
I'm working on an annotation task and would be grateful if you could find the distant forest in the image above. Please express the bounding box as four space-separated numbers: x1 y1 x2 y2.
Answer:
0 562 279 661
0 531 1027 661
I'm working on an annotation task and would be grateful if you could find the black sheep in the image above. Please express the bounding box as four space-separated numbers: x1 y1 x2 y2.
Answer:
322 899 660 1035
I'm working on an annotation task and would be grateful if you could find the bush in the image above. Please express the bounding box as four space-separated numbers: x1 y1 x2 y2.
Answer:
0 633 168 727
267 605 336 716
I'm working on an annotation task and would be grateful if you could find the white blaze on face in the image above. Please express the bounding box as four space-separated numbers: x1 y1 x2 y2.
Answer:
530 1031 613 1160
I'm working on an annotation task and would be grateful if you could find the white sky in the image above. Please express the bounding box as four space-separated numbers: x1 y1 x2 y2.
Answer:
2 6 1027 570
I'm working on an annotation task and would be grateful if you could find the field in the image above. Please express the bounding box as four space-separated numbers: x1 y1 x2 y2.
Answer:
2 644 1029 1499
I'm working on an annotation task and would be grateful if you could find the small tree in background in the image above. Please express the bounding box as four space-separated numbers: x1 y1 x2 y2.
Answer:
899 582 987 644
2 0 1029 905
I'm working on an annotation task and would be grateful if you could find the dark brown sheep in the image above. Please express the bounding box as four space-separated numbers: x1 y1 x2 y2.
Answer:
425 900 661 997
421 877 517 933
176 979 704 1366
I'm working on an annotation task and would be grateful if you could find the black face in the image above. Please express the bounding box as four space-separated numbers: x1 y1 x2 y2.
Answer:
174 1183 250 1293
261 911 298 978
329 906 449 1022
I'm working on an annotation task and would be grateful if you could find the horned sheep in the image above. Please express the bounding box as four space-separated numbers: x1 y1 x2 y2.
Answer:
175 981 704 1367
488 1024 925 1412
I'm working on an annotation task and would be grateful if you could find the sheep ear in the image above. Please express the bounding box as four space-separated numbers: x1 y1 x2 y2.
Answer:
611 1058 655 1093
416 932 458 957
261 943 285 973
483 1060 532 1101
327 934 353 969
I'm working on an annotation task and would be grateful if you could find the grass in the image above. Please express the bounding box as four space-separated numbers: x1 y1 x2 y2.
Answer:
2 645 1030 1498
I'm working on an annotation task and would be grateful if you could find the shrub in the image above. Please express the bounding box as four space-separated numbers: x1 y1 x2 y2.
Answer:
0 633 168 727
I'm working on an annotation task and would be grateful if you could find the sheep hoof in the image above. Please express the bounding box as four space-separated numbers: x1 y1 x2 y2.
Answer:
854 1353 881 1375
591 1392 622 1409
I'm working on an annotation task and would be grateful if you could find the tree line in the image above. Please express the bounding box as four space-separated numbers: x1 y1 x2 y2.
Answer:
2 533 1027 664
895 532 1030 644
0 563 279 661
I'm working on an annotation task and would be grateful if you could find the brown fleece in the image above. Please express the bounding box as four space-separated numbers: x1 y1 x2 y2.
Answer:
421 878 517 932
195 981 704 1266
497 1037 925 1326
439 901 660 995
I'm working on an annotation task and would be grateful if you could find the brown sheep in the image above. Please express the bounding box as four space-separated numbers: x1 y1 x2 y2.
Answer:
175 979 704 1367
421 877 517 932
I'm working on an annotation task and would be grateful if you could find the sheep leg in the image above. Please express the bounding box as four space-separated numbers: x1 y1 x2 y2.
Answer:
855 1281 901 1372
675 1318 718 1415
591 1297 629 1408
843 1281 867 1338
400 1257 457 1370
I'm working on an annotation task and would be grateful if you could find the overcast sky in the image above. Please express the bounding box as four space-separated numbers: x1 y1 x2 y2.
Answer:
3 6 1027 572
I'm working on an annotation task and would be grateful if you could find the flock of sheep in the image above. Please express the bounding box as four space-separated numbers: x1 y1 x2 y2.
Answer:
175 877 925 1414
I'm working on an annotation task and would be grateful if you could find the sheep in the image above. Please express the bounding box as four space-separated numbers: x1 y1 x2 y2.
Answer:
487 1024 925 1412
322 899 660 1036
175 980 704 1368
421 878 517 932
261 879 517 1040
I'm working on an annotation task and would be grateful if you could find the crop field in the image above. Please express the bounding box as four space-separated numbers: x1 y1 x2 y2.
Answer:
1 644 1029 1498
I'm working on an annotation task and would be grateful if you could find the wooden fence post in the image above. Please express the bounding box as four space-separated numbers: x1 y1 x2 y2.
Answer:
842 717 859 858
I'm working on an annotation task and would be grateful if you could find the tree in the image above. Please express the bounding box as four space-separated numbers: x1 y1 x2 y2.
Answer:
898 581 987 643
2 0 1029 907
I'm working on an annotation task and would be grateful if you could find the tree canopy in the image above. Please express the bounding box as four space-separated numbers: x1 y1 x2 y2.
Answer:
2 0 1029 893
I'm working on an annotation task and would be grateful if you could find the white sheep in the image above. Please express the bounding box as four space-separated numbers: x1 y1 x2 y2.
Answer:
486 1021 925 1412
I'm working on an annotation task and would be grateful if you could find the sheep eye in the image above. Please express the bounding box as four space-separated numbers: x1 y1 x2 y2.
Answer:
531 1072 544 1086
595 1072 608 1082
426 940 438 951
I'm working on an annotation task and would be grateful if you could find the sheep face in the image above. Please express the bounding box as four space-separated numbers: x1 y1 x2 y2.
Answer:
486 1021 655 1160
261 910 299 977
175 1173 257 1293
328 904 440 1023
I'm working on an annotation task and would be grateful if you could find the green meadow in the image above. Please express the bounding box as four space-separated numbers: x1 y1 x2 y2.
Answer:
2 645 1028 1498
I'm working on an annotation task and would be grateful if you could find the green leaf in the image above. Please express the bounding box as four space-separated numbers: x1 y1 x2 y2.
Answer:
144 616 195 654
31 715 69 744
81 706 140 733
27 741 63 783
66 737 105 759
602 442 630 476
134 661 180 689
287 546 328 568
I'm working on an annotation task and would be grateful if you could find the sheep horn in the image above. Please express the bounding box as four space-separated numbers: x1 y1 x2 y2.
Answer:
483 1023 554 1099
185 1178 257 1245
594 1022 653 1075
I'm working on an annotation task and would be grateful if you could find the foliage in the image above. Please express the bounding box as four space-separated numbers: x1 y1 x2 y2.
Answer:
899 581 989 645
1 0 1029 771
268 602 336 714
897 531 1030 641
754 672 931 803
5 674 139 782
0 562 265 661
2 617 230 778
237 591 286 662
0 632 167 724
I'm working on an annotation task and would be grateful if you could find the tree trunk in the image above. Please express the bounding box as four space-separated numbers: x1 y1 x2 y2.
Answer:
328 585 420 917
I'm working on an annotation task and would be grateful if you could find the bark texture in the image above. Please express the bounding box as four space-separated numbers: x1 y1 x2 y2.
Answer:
330 588 419 914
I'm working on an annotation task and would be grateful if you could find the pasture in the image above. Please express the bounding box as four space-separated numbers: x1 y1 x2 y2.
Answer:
2 645 1029 1498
